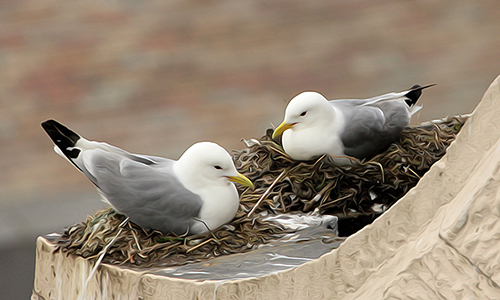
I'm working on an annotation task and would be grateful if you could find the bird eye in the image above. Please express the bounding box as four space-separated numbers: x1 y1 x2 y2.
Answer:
214 165 223 170
300 111 307 117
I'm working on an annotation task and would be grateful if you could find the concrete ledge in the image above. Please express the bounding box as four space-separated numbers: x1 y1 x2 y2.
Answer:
33 76 500 299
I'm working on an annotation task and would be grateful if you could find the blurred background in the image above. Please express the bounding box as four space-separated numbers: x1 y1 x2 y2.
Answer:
1 0 500 298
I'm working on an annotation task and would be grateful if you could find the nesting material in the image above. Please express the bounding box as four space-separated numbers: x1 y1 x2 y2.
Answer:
56 116 467 267
235 116 468 219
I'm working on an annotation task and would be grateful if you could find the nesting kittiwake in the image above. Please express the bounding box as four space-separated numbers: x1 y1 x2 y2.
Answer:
41 120 254 235
272 84 434 164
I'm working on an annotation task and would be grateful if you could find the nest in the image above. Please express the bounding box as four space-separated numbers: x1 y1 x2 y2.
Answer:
57 207 286 267
56 115 467 267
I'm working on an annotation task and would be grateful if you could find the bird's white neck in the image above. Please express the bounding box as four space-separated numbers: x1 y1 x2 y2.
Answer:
173 160 202 192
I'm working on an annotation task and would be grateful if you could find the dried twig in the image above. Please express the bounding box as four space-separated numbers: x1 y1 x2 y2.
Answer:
247 170 286 217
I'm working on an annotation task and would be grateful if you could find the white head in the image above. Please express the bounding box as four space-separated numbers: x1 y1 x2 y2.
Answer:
273 91 333 138
175 142 253 190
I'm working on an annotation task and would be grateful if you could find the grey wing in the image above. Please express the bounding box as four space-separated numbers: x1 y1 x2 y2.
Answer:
332 90 405 106
336 102 409 159
84 150 203 235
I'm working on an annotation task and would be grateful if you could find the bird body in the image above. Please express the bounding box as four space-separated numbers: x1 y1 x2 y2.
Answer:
273 85 434 163
42 120 253 235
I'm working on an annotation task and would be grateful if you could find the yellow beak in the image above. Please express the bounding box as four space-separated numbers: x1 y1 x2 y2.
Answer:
227 173 254 190
272 122 296 139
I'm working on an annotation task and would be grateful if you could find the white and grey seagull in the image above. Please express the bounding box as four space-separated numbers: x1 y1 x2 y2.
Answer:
272 84 434 164
42 120 253 235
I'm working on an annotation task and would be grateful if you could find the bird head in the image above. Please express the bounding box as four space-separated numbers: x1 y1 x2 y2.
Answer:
272 91 331 139
177 142 254 190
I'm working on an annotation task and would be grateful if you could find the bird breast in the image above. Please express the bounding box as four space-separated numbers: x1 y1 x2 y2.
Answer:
189 183 240 234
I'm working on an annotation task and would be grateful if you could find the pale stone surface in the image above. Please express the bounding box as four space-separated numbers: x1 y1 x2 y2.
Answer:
32 75 500 299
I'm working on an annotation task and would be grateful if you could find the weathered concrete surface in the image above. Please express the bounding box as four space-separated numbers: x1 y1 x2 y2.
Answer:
32 75 500 299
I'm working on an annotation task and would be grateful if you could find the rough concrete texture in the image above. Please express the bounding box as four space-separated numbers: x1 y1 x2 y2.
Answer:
32 76 500 299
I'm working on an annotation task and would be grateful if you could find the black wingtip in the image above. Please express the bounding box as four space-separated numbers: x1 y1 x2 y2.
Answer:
41 119 81 159
404 83 436 106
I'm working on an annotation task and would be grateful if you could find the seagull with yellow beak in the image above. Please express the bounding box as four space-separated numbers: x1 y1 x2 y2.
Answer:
273 84 434 164
42 119 253 235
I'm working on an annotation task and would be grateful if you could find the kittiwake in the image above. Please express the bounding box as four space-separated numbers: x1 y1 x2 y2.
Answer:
41 119 254 235
272 84 434 164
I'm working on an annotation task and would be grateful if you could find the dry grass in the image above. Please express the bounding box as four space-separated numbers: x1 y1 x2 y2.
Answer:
56 116 467 267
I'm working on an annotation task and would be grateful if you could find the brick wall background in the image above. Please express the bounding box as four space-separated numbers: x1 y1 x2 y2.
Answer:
1 0 500 297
